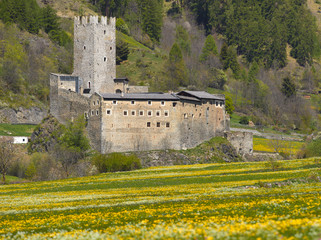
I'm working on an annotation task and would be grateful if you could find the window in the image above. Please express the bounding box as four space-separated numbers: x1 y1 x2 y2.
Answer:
104 57 107 62
110 47 112 50
166 122 170 128
91 110 94 116
84 46 86 50
184 113 188 119
112 100 117 105
93 101 96 106
216 101 219 107
106 110 111 115
96 110 99 115
148 100 152 105
123 110 128 116
148 111 152 116
164 111 169 117
88 82 91 89
139 110 144 116
131 100 135 105
161 101 165 106
220 102 223 107
147 122 151 127
157 122 161 127
97 100 100 105
156 111 160 117
104 30 106 34
173 102 177 107
131 110 136 116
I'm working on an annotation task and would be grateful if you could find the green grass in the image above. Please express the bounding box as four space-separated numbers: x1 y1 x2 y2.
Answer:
0 123 35 136
1 159 321 239
116 31 166 87
253 137 304 154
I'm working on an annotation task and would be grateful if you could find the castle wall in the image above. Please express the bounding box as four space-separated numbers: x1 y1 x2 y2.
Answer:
50 74 89 124
99 99 181 153
224 131 253 156
96 98 228 153
73 16 116 94
87 94 102 152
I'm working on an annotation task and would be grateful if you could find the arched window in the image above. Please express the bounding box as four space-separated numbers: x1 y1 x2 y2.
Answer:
88 82 91 89
116 89 122 94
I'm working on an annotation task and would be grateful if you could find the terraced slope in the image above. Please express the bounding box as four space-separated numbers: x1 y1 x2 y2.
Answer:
0 158 321 239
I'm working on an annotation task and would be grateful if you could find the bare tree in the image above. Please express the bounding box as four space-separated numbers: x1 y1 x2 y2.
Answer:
268 138 286 154
0 140 15 183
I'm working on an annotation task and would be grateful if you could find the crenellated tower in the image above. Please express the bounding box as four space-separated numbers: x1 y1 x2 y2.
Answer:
73 16 116 94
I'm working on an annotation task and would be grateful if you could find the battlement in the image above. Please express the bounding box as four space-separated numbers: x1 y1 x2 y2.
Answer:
74 16 116 26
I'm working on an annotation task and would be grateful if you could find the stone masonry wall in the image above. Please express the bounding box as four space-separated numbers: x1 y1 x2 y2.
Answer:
224 131 253 156
73 16 116 94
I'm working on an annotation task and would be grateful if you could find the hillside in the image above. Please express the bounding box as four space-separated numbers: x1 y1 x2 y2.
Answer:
0 0 321 133
1 158 321 239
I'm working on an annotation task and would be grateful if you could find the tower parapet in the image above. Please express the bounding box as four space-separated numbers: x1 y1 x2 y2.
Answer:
73 16 116 94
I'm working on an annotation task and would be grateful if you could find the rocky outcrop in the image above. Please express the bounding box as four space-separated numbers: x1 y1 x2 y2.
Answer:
28 115 62 153
135 138 243 168
0 107 47 124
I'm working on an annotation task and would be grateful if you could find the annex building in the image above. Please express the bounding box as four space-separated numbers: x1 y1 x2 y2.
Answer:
50 16 231 153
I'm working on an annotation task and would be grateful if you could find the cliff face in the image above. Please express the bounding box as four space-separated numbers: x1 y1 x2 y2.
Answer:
0 107 47 124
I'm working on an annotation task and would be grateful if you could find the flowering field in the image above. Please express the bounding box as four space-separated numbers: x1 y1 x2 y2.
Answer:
1 159 321 239
253 137 304 154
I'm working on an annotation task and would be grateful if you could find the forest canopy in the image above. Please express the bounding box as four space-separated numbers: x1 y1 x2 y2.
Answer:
184 0 321 67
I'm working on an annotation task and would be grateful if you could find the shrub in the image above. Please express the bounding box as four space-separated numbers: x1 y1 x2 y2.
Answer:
92 153 141 173
304 138 321 157
264 158 284 171
239 116 249 125
116 18 129 35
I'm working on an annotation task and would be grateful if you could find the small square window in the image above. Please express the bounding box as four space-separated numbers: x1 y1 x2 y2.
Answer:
124 110 128 116
106 110 111 115
157 122 161 127
147 122 151 127
161 101 165 106
139 110 144 116
131 110 136 116
148 111 152 116
166 122 170 128
113 100 117 105
156 111 160 117
131 100 135 105
164 111 169 117
148 101 152 105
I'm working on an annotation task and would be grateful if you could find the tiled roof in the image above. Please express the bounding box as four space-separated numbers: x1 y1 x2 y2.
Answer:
177 91 225 100
101 93 179 101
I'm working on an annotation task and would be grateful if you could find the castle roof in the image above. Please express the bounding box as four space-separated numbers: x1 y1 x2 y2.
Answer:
101 93 179 101
177 91 225 101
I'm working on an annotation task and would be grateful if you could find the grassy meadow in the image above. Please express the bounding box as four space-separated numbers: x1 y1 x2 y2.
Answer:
253 137 305 155
0 124 36 137
1 158 321 239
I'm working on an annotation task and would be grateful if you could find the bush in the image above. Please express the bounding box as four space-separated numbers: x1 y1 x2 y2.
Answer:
239 116 249 125
304 138 321 157
116 18 130 35
92 153 141 173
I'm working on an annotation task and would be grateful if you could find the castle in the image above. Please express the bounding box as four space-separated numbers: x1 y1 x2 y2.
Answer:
50 16 233 154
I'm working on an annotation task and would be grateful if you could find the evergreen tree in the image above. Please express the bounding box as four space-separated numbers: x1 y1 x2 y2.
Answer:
200 35 218 62
116 38 130 65
281 77 296 98
164 43 187 90
175 25 191 55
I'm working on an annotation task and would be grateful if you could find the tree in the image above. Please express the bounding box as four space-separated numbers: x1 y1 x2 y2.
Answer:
0 140 15 183
225 96 234 116
116 38 130 65
200 35 218 62
164 43 187 90
281 77 296 98
55 116 90 177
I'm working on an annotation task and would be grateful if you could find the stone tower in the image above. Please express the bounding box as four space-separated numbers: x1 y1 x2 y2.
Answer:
73 16 116 94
